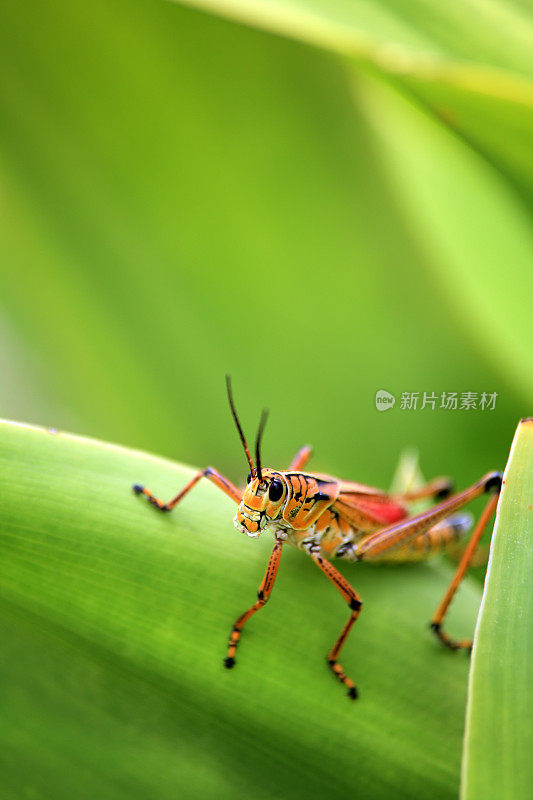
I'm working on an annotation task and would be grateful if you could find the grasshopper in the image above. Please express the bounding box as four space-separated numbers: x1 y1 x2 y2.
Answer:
133 377 501 699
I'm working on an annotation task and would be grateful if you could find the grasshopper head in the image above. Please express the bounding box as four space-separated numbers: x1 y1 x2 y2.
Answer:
234 469 287 537
225 376 286 537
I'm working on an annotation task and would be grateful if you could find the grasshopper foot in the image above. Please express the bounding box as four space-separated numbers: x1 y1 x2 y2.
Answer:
430 622 471 652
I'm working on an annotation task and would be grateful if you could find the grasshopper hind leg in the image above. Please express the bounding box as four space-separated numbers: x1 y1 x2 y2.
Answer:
430 490 500 651
356 471 501 652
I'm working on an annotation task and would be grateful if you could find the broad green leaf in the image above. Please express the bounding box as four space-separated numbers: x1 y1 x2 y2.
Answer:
0 420 485 799
462 419 533 799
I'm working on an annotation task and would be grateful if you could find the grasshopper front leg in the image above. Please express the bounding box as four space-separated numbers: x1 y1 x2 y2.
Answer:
133 467 242 511
225 540 283 668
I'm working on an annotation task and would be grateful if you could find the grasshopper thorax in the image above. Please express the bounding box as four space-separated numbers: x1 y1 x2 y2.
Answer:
234 469 287 538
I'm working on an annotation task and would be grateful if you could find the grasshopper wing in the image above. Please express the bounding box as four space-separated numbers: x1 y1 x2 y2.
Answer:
334 480 408 532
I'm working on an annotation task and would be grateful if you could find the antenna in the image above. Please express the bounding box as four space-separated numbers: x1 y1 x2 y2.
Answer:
255 409 269 482
225 375 255 475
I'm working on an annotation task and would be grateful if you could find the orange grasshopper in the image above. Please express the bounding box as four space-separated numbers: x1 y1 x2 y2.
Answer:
133 377 501 699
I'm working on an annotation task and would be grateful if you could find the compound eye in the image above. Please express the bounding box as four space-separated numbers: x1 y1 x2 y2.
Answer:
268 478 283 502
246 471 253 485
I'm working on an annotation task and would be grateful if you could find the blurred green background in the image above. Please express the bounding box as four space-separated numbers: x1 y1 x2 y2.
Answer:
0 0 532 798
1 0 531 490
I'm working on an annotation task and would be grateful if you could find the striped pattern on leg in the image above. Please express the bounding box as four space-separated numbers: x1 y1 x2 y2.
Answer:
225 540 283 668
133 466 242 512
310 554 362 699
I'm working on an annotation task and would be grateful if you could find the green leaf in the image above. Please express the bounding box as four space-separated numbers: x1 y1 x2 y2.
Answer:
461 419 533 799
168 1 533 402
354 72 533 403
175 0 533 77
1 419 485 799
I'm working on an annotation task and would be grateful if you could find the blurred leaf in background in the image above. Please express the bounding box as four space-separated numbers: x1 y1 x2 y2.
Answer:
0 0 530 487
0 0 532 797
